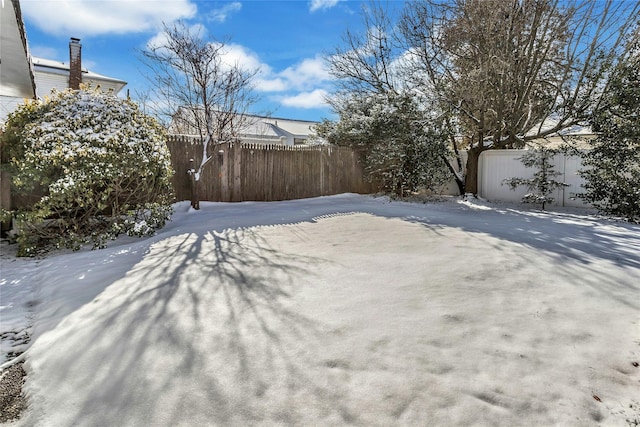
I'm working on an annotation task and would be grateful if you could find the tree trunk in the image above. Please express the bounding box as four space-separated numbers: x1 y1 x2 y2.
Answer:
191 179 200 210
189 159 200 210
441 155 465 195
465 146 484 195
453 175 465 196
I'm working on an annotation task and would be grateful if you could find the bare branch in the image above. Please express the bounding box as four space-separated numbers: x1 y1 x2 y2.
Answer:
140 22 259 170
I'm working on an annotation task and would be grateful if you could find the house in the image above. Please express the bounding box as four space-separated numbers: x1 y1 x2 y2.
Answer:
237 115 321 146
0 0 127 124
32 51 127 99
170 111 322 146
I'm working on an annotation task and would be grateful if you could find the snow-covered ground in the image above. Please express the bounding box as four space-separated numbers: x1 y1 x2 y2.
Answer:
1 194 639 426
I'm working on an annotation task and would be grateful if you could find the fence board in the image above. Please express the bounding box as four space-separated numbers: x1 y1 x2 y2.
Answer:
166 136 376 202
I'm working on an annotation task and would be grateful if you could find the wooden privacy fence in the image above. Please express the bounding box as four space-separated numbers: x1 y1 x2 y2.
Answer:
166 136 376 202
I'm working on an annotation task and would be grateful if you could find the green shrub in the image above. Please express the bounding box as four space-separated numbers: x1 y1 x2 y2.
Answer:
1 86 174 256
579 33 640 223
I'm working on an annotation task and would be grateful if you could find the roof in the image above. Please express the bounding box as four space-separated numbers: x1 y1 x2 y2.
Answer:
1 0 126 103
241 115 319 138
526 116 594 138
32 57 127 88
170 111 319 141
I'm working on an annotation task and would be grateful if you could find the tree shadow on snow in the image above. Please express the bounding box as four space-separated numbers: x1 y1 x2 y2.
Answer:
24 195 640 426
29 213 359 426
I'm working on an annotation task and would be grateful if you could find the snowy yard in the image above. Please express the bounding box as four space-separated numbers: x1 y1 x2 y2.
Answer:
1 194 639 426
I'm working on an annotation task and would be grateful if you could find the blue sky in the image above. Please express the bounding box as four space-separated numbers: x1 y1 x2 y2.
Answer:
19 0 403 122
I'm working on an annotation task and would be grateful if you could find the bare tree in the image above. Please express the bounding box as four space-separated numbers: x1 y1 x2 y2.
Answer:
325 1 466 193
141 22 259 209
326 1 404 96
400 0 640 194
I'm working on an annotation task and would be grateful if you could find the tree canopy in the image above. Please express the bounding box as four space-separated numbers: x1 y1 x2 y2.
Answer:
325 0 640 195
317 91 451 196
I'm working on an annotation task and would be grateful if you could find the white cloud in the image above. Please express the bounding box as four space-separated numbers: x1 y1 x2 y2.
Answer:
281 89 329 109
143 29 333 112
219 43 264 71
255 77 288 92
146 31 171 52
145 32 269 79
20 0 197 36
279 55 331 90
309 0 340 13
209 2 242 23
253 55 331 94
253 55 333 111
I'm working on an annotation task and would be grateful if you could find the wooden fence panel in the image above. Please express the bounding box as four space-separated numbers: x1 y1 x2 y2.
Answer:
167 136 376 202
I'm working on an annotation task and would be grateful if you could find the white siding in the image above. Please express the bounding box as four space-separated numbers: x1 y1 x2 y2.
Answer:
0 95 29 123
83 79 123 94
561 154 591 208
34 72 67 98
35 71 124 98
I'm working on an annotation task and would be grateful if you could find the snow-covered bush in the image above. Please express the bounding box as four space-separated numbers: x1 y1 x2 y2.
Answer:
1 86 174 255
317 92 450 197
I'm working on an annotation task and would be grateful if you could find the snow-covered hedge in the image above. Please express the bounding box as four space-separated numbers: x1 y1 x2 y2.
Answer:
1 86 174 256
316 92 451 197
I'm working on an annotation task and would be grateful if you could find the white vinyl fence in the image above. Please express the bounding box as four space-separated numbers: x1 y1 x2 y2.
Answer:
478 150 590 208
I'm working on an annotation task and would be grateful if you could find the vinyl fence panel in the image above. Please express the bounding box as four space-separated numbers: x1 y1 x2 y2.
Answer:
478 150 590 208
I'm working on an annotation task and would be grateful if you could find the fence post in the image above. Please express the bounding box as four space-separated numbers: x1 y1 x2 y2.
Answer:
219 144 230 202
232 143 242 201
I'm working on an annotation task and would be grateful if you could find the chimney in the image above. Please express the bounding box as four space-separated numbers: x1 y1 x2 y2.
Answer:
69 37 82 90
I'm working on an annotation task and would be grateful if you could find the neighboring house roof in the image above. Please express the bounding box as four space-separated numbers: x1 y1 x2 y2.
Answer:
524 116 595 149
170 111 321 146
32 57 127 97
1 0 126 123
526 116 594 138
241 116 319 141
